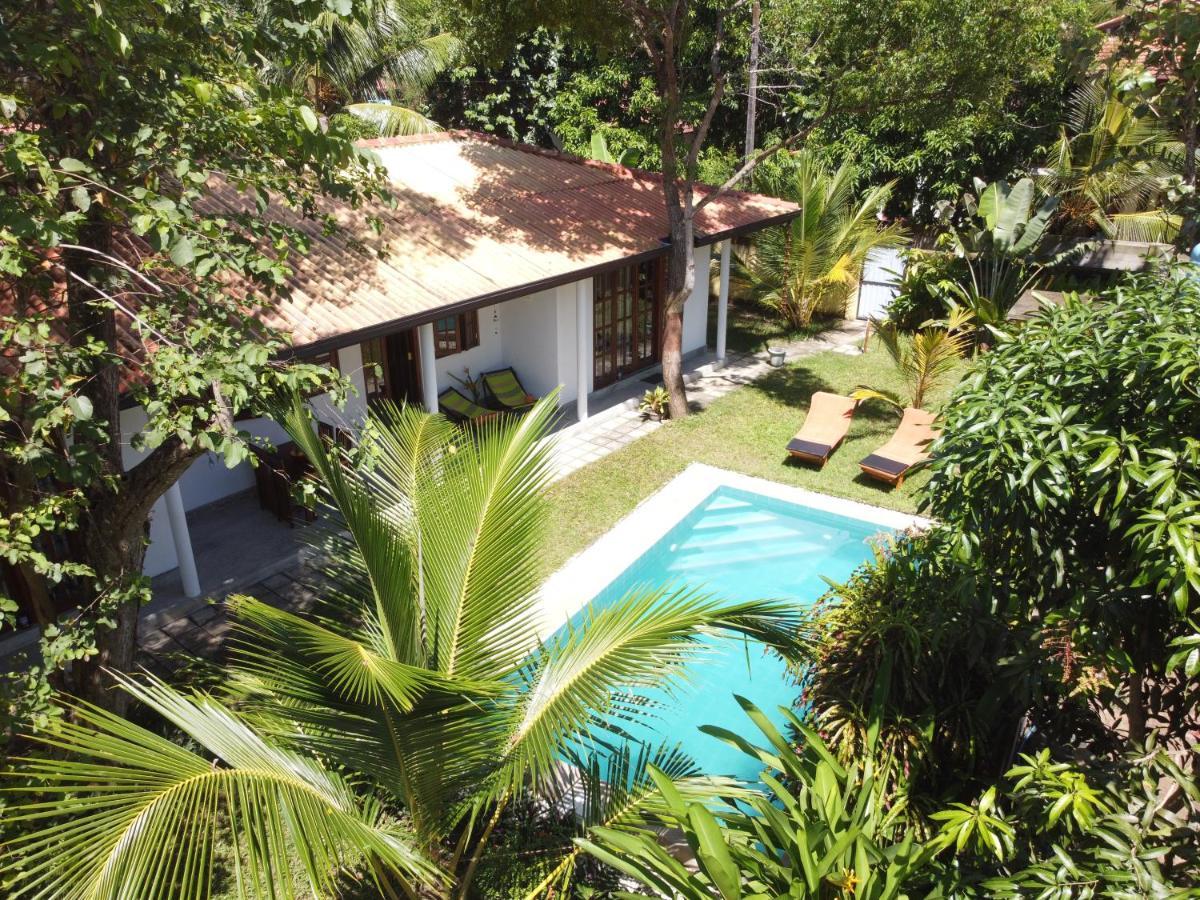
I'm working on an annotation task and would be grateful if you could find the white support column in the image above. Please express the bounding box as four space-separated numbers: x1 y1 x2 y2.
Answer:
716 239 732 366
418 322 438 413
575 279 591 423
164 483 201 599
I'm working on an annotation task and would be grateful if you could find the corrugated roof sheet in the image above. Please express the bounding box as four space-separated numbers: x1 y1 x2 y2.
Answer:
2 131 798 375
242 131 798 351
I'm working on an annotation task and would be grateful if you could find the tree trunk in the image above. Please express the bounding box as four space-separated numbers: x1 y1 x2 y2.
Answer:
654 22 694 421
79 510 148 714
743 0 760 167
63 211 203 713
661 185 695 420
1183 85 1196 189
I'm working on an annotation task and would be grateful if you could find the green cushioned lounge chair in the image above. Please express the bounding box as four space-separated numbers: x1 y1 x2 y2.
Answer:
439 387 497 423
482 367 537 413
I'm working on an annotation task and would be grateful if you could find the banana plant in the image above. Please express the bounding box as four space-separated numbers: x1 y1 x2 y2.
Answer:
938 177 1085 325
575 697 936 900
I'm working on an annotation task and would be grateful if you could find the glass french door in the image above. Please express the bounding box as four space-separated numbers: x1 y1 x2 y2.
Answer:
593 259 662 389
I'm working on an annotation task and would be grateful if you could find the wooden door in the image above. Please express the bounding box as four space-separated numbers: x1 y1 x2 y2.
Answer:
593 259 661 389
361 330 421 406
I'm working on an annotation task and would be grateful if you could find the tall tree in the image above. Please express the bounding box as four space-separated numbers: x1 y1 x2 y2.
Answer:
443 0 1097 418
743 0 760 165
257 0 460 136
0 0 386 714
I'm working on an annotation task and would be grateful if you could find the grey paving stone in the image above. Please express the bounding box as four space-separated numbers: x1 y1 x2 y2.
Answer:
188 605 219 626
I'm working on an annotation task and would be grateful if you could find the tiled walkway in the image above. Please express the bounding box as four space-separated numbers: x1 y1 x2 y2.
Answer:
134 320 868 668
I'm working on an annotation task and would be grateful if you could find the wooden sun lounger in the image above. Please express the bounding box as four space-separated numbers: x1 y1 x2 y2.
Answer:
786 392 858 467
482 367 537 413
859 407 941 487
438 387 497 423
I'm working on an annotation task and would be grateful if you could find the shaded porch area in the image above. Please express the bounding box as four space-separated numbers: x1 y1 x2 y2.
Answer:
145 489 316 626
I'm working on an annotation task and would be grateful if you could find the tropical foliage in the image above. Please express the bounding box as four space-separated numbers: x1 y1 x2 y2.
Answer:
935 177 1083 327
793 269 1200 891
257 0 458 136
799 530 1021 812
881 248 970 332
580 697 1200 897
0 397 805 898
739 151 907 329
925 271 1200 751
1040 80 1185 242
0 0 384 715
852 307 972 411
763 0 1096 215
580 698 934 899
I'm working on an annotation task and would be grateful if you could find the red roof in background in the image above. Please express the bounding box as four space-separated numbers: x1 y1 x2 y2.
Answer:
1094 1 1186 80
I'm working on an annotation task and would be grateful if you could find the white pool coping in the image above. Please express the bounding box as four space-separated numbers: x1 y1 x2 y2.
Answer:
535 463 929 639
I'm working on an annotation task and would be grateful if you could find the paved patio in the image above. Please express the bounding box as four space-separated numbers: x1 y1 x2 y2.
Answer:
134 319 868 669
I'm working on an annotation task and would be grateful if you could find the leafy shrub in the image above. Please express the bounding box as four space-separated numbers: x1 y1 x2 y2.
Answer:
884 248 966 332
802 530 1023 813
925 269 1200 753
931 744 1200 897
579 699 1200 897
638 385 670 420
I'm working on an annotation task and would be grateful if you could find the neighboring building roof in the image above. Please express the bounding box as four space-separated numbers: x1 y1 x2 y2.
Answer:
226 131 798 353
1095 2 1182 81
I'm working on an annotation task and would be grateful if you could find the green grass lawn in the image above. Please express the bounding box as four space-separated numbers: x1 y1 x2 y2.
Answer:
542 342 956 579
705 294 839 354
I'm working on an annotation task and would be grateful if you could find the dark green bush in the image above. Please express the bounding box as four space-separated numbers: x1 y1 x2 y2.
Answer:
882 248 966 331
926 269 1200 753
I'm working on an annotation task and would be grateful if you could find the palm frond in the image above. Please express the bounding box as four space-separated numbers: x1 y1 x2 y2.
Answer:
2 676 439 900
484 588 803 799
528 742 756 896
744 151 907 328
345 102 441 137
416 396 561 681
282 395 425 666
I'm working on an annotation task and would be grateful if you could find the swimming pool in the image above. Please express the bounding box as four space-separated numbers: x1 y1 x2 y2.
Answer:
558 481 892 782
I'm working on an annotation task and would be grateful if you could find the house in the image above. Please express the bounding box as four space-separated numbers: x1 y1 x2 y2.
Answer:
13 131 799 613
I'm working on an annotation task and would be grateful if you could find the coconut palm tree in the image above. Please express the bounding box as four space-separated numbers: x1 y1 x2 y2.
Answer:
853 308 974 412
1039 80 1185 242
0 396 801 899
258 0 460 136
738 152 908 330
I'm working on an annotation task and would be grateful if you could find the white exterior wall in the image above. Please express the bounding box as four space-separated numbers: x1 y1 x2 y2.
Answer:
132 252 716 580
499 289 561 399
432 304 504 391
554 282 582 403
683 244 712 355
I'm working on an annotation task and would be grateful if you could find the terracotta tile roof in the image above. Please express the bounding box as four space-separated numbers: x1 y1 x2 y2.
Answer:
241 131 798 352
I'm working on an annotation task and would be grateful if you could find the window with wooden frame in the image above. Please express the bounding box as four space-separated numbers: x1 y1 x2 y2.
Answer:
361 337 388 402
433 310 481 358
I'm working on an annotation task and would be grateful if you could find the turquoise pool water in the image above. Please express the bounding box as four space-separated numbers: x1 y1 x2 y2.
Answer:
569 486 888 782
